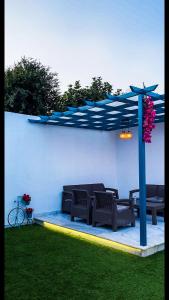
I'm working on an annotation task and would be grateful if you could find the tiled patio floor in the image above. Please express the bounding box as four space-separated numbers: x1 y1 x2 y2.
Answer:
34 211 164 257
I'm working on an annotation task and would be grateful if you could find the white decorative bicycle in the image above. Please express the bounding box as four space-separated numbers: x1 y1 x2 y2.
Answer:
8 198 26 227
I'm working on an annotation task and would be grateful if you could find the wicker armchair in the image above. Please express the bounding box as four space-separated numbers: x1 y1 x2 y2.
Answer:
129 185 164 202
71 189 92 225
62 183 119 213
92 191 135 231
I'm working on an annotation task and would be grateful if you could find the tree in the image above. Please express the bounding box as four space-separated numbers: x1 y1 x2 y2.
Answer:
5 57 123 114
60 76 122 110
5 57 61 115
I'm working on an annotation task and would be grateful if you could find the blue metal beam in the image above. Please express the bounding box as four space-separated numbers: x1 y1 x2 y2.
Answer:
130 84 158 94
138 94 147 246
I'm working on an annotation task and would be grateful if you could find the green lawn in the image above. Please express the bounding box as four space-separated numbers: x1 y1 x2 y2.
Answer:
5 225 164 300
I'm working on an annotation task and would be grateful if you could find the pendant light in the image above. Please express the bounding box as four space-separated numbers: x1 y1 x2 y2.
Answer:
119 119 133 140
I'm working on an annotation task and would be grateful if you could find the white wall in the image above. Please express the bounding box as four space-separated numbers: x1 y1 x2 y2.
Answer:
5 112 164 225
115 122 164 198
5 112 118 225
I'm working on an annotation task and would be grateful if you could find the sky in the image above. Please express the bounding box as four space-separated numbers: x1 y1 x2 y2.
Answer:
5 0 164 94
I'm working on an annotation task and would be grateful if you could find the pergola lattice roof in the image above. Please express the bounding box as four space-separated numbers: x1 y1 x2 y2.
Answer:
28 84 165 246
29 85 165 131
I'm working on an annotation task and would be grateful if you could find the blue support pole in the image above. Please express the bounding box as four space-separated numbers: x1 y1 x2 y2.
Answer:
138 94 147 246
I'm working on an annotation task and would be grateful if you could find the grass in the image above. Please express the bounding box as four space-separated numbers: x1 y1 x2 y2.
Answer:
5 224 164 300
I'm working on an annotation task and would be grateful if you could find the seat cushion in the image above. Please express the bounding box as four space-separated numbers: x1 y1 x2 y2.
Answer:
117 205 129 212
96 205 128 213
147 196 164 203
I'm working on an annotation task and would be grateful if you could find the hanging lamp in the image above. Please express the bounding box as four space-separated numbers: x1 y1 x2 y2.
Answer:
119 130 133 139
119 119 133 140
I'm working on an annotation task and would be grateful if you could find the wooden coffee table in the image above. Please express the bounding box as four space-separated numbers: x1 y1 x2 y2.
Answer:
134 200 164 225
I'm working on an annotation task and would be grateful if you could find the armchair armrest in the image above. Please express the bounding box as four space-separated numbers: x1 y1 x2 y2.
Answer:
105 188 119 199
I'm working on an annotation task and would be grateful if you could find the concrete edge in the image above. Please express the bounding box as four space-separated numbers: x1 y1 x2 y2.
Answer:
33 218 146 257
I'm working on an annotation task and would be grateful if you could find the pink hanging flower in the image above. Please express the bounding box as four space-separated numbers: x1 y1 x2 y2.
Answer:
143 96 156 143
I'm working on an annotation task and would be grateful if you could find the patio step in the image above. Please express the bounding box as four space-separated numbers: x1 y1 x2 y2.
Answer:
33 217 164 257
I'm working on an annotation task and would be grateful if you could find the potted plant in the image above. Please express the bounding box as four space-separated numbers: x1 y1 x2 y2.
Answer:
25 207 34 219
22 194 31 205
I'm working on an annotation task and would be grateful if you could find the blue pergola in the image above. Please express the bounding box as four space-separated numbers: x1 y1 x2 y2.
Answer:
29 84 165 246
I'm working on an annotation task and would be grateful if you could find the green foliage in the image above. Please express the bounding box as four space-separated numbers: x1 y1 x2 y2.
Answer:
60 77 122 110
5 57 123 115
5 57 61 115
